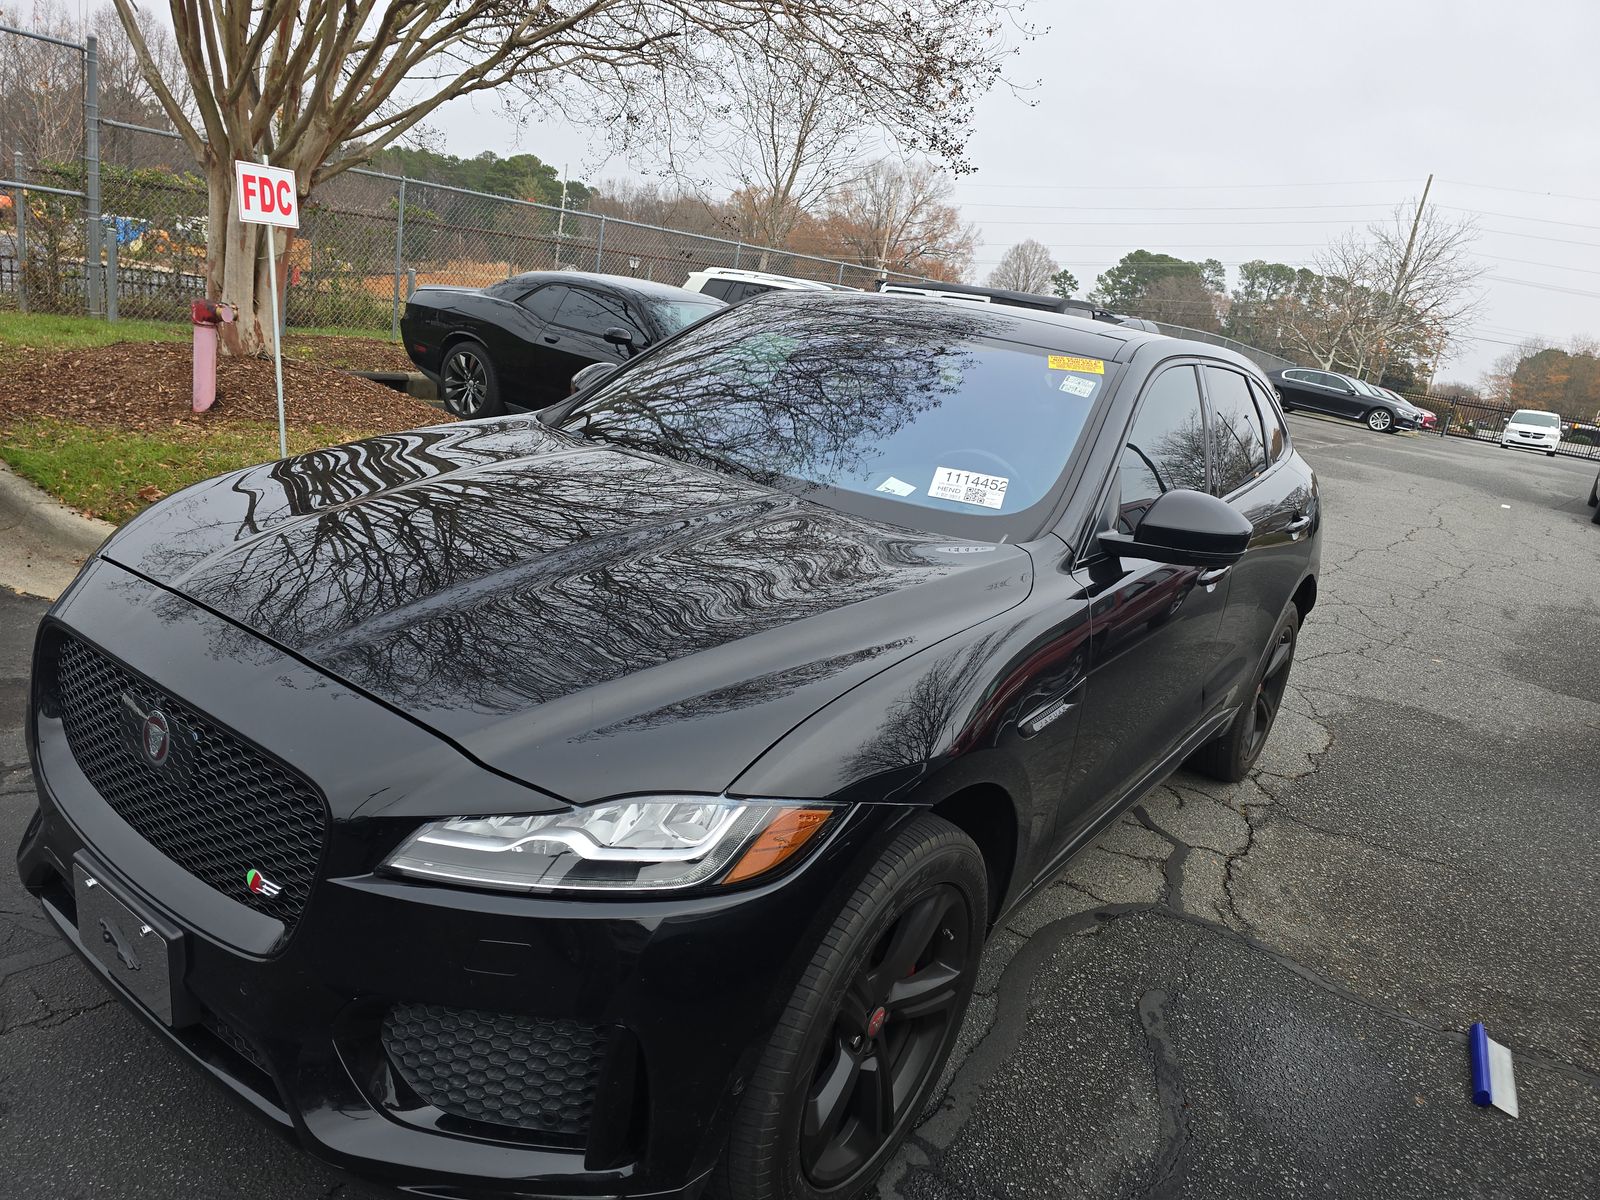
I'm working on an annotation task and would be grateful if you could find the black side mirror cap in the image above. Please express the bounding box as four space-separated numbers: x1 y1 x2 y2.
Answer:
1098 488 1252 568
602 326 637 348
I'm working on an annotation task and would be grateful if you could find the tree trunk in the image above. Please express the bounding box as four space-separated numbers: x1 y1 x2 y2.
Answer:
204 156 283 357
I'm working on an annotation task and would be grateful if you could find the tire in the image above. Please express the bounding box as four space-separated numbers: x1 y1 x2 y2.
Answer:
713 815 987 1200
1587 475 1598 506
1546 450 1557 457
1365 407 1394 433
440 341 503 418
1189 605 1300 783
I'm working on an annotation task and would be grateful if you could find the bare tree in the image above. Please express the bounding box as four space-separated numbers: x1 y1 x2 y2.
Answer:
0 3 188 167
1364 199 1482 381
822 158 977 281
986 238 1056 292
107 1 1025 355
700 40 867 265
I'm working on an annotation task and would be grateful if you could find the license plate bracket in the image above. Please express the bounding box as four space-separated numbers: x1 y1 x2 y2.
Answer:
73 859 197 1027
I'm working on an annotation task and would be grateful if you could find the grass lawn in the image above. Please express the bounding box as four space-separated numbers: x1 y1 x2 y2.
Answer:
2 417 384 524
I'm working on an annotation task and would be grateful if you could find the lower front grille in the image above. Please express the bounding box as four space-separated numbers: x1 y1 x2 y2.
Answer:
382 1003 608 1138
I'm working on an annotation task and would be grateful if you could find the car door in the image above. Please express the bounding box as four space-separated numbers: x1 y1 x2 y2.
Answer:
502 283 574 408
1060 363 1233 842
1201 366 1314 715
536 285 645 403
1318 371 1367 418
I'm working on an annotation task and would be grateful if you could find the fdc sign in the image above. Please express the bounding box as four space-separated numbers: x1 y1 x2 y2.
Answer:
233 161 300 228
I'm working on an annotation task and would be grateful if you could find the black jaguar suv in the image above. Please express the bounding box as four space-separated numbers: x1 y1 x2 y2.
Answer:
19 293 1320 1199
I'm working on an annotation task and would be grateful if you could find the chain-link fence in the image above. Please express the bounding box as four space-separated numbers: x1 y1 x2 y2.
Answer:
2 46 929 336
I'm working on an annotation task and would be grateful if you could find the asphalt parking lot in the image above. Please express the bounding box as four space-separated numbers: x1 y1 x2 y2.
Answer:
2 418 1597 1198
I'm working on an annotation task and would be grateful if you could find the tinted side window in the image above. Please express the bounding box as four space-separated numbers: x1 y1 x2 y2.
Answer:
1116 366 1207 534
1205 366 1268 495
555 287 645 340
699 279 735 300
1248 377 1288 462
519 284 570 322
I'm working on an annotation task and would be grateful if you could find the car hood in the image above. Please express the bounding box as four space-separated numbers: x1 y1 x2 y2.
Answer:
1504 421 1557 435
102 418 1033 802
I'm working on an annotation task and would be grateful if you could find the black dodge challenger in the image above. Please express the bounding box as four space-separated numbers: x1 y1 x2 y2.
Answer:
19 293 1320 1199
401 270 725 416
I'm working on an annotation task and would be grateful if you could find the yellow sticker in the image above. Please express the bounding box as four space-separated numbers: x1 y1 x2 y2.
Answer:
1048 354 1105 374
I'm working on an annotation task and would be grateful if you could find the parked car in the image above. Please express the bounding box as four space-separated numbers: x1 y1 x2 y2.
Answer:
683 266 845 303
1267 367 1419 433
1376 386 1436 430
20 294 1320 1200
1499 408 1562 456
402 271 725 417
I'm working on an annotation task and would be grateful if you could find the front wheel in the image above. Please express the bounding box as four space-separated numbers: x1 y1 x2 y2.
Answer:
1546 450 1557 457
1189 605 1300 783
1365 407 1394 432
440 341 503 418
713 815 986 1200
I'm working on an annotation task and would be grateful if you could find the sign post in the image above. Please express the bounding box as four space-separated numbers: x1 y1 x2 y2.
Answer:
233 159 300 458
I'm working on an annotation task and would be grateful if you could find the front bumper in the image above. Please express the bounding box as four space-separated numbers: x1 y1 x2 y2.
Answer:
17 562 905 1198
1501 436 1558 451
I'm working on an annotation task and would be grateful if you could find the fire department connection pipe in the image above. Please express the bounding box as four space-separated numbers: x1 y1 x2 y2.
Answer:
191 299 235 413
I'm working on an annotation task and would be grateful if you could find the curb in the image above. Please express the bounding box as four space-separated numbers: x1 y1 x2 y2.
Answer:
0 460 114 601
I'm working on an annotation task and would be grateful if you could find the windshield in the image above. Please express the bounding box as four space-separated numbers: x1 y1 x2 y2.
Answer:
1511 409 1559 427
647 297 726 335
555 295 1113 534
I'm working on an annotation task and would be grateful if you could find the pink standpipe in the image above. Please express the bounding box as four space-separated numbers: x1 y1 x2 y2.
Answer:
191 299 236 413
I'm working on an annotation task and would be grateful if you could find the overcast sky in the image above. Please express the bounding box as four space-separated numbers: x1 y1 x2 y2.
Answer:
426 0 1600 380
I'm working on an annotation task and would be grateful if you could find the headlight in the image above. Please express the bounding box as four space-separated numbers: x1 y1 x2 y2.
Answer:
382 797 836 893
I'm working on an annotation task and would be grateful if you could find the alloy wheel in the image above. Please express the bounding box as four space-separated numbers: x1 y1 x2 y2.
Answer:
1367 408 1392 432
1243 621 1296 760
800 885 970 1189
444 350 488 416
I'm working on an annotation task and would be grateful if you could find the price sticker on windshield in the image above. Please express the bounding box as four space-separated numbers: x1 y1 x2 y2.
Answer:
929 466 1009 510
1047 354 1104 374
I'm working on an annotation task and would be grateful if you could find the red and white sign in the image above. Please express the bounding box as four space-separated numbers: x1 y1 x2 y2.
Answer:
233 161 299 228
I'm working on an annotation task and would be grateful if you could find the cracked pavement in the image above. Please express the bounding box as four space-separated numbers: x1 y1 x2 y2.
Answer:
3 418 1599 1197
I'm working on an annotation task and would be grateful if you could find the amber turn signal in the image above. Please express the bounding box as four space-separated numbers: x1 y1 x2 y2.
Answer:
722 807 833 885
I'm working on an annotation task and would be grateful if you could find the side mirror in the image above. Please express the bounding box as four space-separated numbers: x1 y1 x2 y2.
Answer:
1098 489 1252 568
603 326 637 349
569 361 620 395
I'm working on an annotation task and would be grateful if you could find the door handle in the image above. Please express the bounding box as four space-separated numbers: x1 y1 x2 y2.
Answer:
542 335 559 344
1285 514 1312 535
1197 566 1230 588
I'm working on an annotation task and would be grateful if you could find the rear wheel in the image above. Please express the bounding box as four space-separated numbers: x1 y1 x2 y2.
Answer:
1365 407 1394 433
713 815 986 1200
1189 606 1300 783
441 341 503 418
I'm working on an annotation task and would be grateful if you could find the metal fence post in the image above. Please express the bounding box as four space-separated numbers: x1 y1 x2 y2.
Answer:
105 225 118 320
392 176 406 340
12 151 27 313
594 215 606 272
733 243 742 270
406 267 416 299
837 263 846 285
83 32 102 317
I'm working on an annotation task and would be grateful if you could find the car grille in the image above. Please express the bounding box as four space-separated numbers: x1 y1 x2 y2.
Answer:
383 1003 608 1138
47 633 327 932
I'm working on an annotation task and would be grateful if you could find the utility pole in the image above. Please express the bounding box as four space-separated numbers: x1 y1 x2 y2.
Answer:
1373 173 1433 382
556 164 568 267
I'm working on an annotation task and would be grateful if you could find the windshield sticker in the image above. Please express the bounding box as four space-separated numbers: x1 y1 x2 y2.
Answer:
929 466 1009 510
1059 375 1098 399
875 475 918 497
1047 354 1105 374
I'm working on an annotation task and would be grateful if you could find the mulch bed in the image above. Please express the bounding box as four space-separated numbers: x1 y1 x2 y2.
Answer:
0 341 441 433
281 334 416 373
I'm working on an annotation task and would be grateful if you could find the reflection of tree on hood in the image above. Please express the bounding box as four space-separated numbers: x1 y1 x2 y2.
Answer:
564 295 995 488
